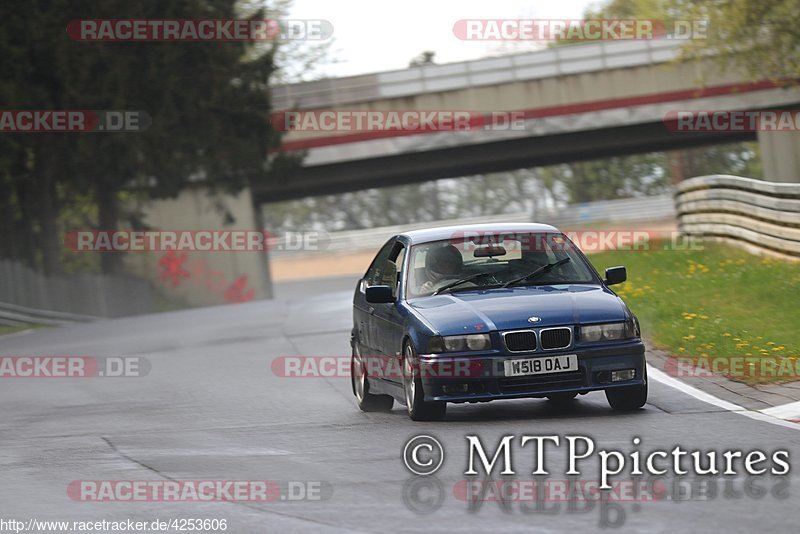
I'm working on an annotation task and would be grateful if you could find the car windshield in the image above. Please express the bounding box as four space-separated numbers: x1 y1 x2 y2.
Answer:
406 232 597 298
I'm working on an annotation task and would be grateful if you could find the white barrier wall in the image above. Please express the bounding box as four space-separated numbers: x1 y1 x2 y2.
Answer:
676 175 800 259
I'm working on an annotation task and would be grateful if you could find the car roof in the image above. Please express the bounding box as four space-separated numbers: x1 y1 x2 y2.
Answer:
399 223 560 245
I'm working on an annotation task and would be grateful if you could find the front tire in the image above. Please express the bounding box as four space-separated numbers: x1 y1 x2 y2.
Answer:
351 345 393 412
403 343 446 421
606 381 648 411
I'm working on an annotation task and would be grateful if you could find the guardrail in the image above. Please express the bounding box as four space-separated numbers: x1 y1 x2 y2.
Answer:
0 301 98 327
270 193 676 257
675 175 800 259
0 260 154 325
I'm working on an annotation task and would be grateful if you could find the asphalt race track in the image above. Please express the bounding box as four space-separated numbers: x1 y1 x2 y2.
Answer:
1 275 798 533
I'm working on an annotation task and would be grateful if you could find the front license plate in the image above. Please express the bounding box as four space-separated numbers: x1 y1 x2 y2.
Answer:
504 354 578 377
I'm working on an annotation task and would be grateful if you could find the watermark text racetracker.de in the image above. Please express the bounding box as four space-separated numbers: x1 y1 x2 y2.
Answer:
665 110 800 132
448 229 704 254
66 19 334 41
0 110 149 132
272 110 527 133
66 230 330 252
404 474 789 527
273 355 484 380
665 356 800 380
0 356 149 378
452 19 708 41
67 480 332 503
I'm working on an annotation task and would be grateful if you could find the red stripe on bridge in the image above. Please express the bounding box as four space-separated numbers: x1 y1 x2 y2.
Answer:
277 80 783 152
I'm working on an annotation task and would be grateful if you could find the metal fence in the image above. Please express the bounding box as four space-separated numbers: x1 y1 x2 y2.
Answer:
676 175 800 259
0 260 154 325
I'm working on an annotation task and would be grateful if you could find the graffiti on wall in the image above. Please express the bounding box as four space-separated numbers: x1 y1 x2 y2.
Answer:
157 251 255 303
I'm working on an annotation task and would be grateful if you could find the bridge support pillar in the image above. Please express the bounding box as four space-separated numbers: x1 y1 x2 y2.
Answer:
758 130 800 182
125 187 274 307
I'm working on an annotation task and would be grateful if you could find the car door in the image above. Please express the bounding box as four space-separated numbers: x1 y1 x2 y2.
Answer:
371 242 406 385
354 239 395 358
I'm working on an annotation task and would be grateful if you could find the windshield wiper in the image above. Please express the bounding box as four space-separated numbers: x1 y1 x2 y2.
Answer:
502 258 571 288
433 272 494 295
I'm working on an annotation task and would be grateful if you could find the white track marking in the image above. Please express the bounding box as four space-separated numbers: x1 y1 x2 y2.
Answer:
647 364 800 431
760 400 800 420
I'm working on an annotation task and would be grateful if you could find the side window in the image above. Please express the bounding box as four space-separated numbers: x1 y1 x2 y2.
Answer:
364 241 395 287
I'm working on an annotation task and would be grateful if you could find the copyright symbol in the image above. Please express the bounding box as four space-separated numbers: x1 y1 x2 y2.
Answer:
403 435 444 476
402 477 444 514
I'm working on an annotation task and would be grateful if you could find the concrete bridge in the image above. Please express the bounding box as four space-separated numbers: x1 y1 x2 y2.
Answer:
261 39 800 202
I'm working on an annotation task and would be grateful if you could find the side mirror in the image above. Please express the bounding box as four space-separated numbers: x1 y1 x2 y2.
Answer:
365 285 394 303
604 266 627 286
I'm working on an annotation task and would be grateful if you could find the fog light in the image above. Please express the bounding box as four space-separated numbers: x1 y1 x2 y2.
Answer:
611 369 635 382
443 383 469 394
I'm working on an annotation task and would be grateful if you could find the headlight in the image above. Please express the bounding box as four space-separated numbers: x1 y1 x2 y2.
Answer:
466 334 491 350
428 334 491 353
581 325 603 342
444 336 466 352
580 321 635 342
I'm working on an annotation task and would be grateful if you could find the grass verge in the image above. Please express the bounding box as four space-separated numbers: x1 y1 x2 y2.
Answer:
589 243 800 385
0 324 41 337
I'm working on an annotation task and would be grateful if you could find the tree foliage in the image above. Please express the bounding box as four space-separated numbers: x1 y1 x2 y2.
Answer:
682 0 800 82
0 0 297 274
582 0 800 82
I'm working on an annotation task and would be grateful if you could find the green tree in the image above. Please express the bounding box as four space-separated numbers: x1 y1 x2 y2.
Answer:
682 0 800 82
582 0 800 82
0 0 301 274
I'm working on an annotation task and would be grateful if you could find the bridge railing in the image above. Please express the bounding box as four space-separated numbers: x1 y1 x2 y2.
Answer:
675 175 800 259
272 40 683 110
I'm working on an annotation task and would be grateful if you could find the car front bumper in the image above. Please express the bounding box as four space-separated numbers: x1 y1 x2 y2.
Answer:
417 341 646 403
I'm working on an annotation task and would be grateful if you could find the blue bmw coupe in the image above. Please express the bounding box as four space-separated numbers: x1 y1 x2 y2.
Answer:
351 223 646 421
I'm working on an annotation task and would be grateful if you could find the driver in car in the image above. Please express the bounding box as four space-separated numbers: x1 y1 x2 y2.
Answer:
416 244 464 295
513 241 575 283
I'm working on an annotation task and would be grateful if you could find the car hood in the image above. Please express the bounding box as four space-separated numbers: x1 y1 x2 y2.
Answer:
408 284 628 334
